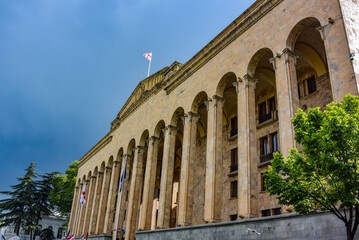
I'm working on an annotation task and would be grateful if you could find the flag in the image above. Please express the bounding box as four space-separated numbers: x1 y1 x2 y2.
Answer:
64 229 70 239
112 226 121 232
143 53 152 61
70 236 74 240
119 157 127 193
1 235 6 240
122 229 126 236
80 233 88 240
80 184 86 206
66 235 73 240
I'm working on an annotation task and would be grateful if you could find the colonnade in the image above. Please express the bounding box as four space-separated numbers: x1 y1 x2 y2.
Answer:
68 16 357 240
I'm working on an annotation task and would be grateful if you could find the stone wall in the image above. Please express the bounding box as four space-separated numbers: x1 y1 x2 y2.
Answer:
136 212 358 240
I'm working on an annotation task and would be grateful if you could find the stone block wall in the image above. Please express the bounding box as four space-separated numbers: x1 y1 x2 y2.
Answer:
136 212 358 240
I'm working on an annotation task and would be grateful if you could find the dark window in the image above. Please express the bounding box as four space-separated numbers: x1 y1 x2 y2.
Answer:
258 102 267 118
297 83 301 99
230 214 238 221
307 76 317 94
272 208 281 216
271 132 279 153
230 148 238 172
262 209 271 217
230 116 238 136
230 181 238 198
126 191 128 201
260 136 269 155
268 97 276 112
261 172 269 191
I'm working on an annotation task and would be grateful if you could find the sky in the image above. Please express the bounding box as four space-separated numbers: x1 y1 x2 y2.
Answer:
0 0 255 194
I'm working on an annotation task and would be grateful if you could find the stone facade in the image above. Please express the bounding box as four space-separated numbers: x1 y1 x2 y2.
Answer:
69 0 359 239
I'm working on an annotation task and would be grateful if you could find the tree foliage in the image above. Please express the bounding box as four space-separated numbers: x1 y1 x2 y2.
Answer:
265 94 359 240
49 161 78 216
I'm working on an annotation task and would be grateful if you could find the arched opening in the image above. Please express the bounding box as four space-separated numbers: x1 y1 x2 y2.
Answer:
287 17 333 110
189 91 208 225
135 130 149 230
216 72 238 221
150 121 166 229
248 48 280 217
112 148 123 229
169 107 184 227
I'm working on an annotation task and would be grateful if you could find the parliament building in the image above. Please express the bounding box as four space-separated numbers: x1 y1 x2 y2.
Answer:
69 0 359 239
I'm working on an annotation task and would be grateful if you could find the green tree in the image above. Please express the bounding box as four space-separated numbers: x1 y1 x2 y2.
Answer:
0 163 37 236
49 161 78 217
265 94 359 240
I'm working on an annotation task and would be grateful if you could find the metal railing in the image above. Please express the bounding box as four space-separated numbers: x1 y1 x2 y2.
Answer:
260 152 274 163
229 164 238 173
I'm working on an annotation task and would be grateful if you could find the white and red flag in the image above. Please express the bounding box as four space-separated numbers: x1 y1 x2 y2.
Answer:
80 184 86 206
143 52 152 61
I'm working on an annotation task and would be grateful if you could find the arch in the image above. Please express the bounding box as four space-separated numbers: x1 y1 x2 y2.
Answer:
247 48 275 77
191 91 209 113
87 171 92 179
170 107 185 126
100 161 106 171
139 130 150 146
127 139 136 155
116 148 124 162
286 17 322 50
82 175 86 182
154 120 166 137
93 166 98 175
77 178 81 187
216 72 237 97
107 156 114 167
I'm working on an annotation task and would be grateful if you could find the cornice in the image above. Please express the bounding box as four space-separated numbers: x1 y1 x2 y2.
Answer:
79 135 113 167
164 0 284 94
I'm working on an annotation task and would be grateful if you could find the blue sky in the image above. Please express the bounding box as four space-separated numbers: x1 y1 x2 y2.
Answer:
0 0 255 193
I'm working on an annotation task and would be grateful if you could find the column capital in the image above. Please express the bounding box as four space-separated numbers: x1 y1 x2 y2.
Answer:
187 111 200 122
85 179 90 183
105 166 112 171
137 145 147 153
242 74 258 90
98 171 104 176
269 57 277 70
91 175 97 179
167 125 178 135
204 97 212 111
315 26 325 40
282 48 299 65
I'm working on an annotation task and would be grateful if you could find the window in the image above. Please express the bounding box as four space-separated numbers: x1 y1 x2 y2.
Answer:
307 76 317 94
230 116 238 137
258 102 267 118
230 148 238 172
230 181 238 198
262 209 271 217
260 136 269 155
230 214 238 221
261 172 269 191
271 132 279 153
297 83 301 99
272 208 281 216
268 97 276 112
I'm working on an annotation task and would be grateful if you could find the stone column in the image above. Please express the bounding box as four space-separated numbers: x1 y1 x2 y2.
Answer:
77 180 90 235
125 147 146 240
157 125 178 228
117 155 131 235
138 137 160 230
103 160 122 233
317 10 358 100
82 175 96 234
73 183 84 236
204 95 224 223
88 171 104 234
177 112 199 226
96 166 112 234
235 75 258 218
69 185 80 233
275 49 299 155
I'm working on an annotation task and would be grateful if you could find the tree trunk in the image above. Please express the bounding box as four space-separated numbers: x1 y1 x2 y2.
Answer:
346 222 357 240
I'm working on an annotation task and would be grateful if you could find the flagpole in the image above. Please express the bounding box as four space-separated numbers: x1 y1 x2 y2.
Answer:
147 58 151 77
113 155 128 240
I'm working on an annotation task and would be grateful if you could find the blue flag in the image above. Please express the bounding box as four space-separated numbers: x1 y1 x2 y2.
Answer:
119 157 127 192
1 235 6 240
